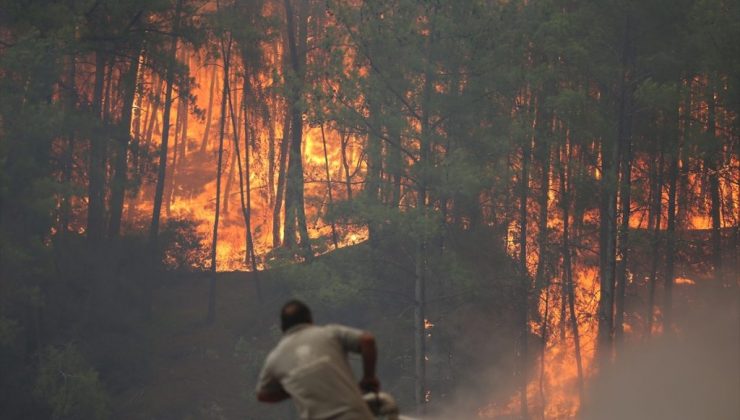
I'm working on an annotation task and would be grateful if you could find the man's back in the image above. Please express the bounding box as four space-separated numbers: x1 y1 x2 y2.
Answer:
258 324 375 420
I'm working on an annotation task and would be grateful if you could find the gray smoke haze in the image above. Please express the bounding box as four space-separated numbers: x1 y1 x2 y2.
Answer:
580 292 739 420
408 288 739 420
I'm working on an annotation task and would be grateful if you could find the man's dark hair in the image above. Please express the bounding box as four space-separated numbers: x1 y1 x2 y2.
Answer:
281 299 313 332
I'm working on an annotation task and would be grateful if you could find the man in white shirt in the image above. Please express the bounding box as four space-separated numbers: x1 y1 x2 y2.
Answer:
256 299 380 419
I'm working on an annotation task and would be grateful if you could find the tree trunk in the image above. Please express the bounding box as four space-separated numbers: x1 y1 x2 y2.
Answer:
131 55 144 188
144 75 164 149
340 131 353 200
614 85 634 346
165 77 183 218
60 56 77 236
534 131 550 306
242 80 262 299
561 136 585 403
664 122 679 333
320 123 339 249
706 76 723 284
273 109 290 247
200 64 217 154
222 112 238 216
518 134 531 420
646 149 664 338
149 0 183 246
282 0 312 259
208 35 233 325
109 48 142 237
366 100 382 244
87 51 107 242
267 102 276 207
387 111 402 208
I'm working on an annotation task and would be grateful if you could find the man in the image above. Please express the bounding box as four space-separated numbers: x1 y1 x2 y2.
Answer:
256 299 380 420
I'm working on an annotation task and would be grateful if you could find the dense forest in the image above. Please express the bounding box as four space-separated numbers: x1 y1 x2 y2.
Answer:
0 0 738 418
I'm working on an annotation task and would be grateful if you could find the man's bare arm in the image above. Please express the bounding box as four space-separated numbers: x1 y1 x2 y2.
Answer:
358 332 380 392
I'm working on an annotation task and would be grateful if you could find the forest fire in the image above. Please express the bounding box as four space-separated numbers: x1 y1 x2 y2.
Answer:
0 0 737 419
120 45 370 270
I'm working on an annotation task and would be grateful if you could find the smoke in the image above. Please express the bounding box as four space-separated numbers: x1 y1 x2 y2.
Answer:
580 291 740 420
401 288 739 420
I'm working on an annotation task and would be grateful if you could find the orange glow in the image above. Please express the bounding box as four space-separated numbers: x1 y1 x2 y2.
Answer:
124 39 369 271
674 277 696 285
482 263 601 419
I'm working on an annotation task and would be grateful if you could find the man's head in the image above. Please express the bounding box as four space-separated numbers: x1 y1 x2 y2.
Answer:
280 299 313 332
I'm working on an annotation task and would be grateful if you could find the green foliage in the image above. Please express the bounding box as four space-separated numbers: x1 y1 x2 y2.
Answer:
35 344 110 420
159 218 210 271
278 258 366 307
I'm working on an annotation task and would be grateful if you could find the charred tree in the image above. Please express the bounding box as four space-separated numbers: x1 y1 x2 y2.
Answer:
534 110 551 306
282 0 312 259
614 49 634 346
200 64 217 154
109 48 142 237
87 51 107 242
663 111 680 333
149 0 183 246
706 76 723 284
208 35 233 324
560 138 585 404
143 75 164 149
242 79 262 299
517 132 531 420
646 147 665 338
60 56 77 236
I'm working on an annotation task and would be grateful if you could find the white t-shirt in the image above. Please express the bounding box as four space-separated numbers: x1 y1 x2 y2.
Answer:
257 324 375 420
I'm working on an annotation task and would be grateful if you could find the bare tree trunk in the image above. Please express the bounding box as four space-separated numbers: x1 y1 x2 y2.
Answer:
320 123 339 249
180 53 189 156
664 123 679 333
561 137 585 403
130 55 144 187
88 51 107 242
282 0 312 259
60 56 77 236
538 282 549 418
518 134 531 420
366 101 382 244
273 110 290 247
149 0 183 246
646 148 664 338
614 87 633 346
166 49 190 217
165 83 183 218
208 35 233 325
267 103 276 207
413 13 439 411
109 48 142 237
535 113 552 416
706 76 723 284
387 111 402 208
340 131 353 200
200 64 217 154
534 133 550 309
242 81 262 299
144 76 164 148
225 69 245 216
222 116 238 216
